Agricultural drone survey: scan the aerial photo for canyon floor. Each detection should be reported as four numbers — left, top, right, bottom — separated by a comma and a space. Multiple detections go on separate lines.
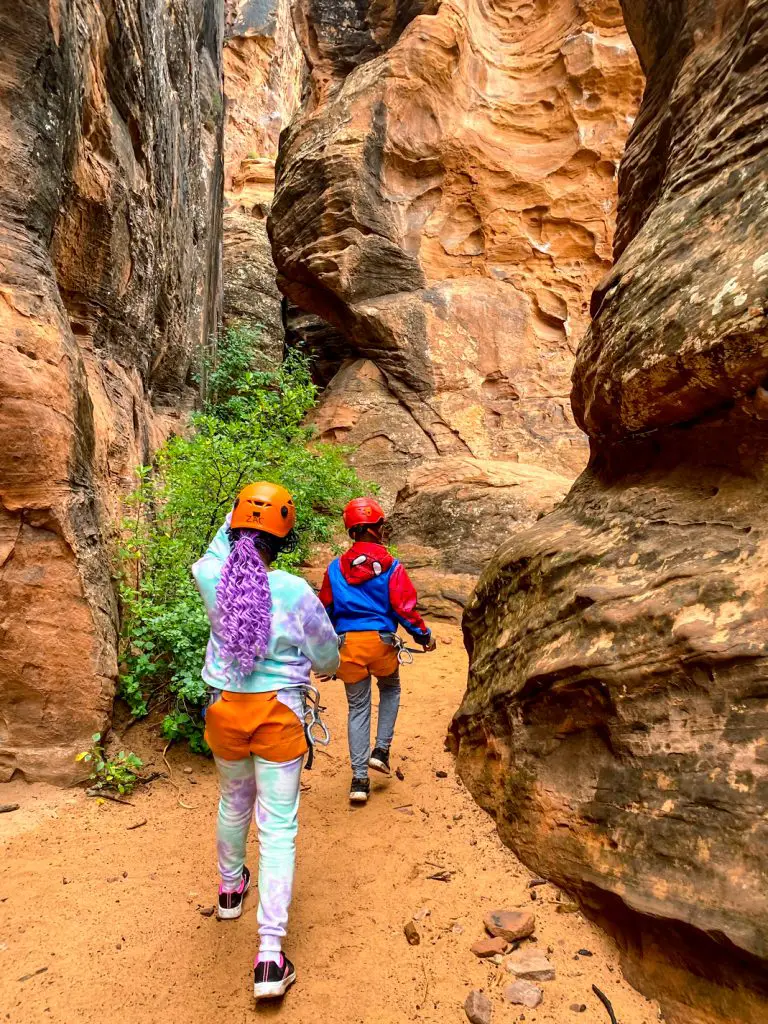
0, 624, 662, 1024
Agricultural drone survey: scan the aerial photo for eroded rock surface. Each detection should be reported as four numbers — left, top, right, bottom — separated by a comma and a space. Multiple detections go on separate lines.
222, 0, 302, 362
271, 0, 643, 613
0, 0, 224, 782
451, 3, 768, 1021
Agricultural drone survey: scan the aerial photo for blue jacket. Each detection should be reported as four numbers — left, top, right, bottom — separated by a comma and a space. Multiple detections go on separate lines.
319, 542, 431, 642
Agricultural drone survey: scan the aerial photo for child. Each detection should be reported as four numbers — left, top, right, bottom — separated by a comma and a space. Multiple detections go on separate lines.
192, 482, 339, 1001
318, 497, 435, 804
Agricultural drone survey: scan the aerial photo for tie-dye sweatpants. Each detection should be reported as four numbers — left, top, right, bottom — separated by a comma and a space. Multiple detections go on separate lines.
214, 753, 303, 955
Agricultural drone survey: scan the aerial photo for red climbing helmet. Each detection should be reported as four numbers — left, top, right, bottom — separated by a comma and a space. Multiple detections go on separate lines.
342, 497, 386, 530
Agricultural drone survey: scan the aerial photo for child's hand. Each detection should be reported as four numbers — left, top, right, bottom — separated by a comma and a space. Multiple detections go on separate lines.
424, 638, 437, 652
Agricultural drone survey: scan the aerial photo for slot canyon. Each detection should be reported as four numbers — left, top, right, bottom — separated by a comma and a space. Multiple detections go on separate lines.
1, 2, 766, 1021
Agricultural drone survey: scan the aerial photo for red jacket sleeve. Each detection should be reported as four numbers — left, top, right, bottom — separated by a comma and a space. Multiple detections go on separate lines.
318, 569, 334, 610
389, 563, 429, 639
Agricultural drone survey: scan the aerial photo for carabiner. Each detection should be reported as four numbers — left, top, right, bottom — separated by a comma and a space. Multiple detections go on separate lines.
301, 684, 331, 770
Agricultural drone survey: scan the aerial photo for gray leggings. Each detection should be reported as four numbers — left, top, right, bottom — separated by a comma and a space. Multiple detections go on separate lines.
344, 672, 401, 777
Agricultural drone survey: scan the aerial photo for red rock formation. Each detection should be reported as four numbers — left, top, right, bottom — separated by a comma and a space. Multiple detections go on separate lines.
270, 0, 643, 614
222, 0, 302, 362
451, 2, 768, 1021
0, 1, 224, 783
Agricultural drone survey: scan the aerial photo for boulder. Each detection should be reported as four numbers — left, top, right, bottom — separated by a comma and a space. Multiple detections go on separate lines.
270, 0, 644, 610
451, 3, 768, 1022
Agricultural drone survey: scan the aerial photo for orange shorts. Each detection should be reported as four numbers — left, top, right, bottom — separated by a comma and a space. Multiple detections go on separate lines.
204, 689, 308, 762
336, 630, 399, 684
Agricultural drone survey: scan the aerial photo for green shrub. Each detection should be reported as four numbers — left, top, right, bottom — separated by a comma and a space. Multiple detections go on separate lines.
76, 733, 144, 795
118, 329, 366, 752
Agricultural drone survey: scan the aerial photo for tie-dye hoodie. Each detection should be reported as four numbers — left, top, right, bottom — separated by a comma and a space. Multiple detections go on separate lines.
192, 521, 340, 692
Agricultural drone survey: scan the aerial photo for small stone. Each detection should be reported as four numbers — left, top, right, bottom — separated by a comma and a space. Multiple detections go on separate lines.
484, 909, 536, 943
413, 907, 431, 921
471, 936, 508, 958
198, 905, 215, 917
577, 948, 593, 957
528, 878, 547, 888
530, 890, 537, 901
182, 767, 193, 775
395, 767, 405, 781
505, 951, 555, 981
453, 813, 463, 821
106, 876, 119, 883
492, 954, 505, 965
556, 903, 579, 915
464, 989, 492, 1024
436, 770, 448, 779
0, 804, 20, 814
442, 637, 453, 645
404, 920, 420, 945
503, 980, 543, 1009
569, 1004, 587, 1013
122, 871, 128, 879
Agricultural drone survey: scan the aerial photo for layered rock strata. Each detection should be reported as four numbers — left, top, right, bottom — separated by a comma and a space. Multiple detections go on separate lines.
270, 0, 643, 613
222, 0, 302, 365
0, 0, 224, 783
451, 2, 768, 1021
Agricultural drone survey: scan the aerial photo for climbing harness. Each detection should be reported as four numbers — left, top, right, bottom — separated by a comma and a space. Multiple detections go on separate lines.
301, 684, 331, 770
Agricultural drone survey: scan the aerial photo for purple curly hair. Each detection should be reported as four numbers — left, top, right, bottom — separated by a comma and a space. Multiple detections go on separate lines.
216, 530, 273, 676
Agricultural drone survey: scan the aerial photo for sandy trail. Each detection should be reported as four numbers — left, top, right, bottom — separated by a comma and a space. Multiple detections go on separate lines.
0, 624, 661, 1024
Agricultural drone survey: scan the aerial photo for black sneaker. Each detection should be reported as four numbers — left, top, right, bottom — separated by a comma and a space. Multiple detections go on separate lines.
253, 954, 296, 1000
217, 865, 251, 920
349, 776, 370, 804
369, 746, 391, 775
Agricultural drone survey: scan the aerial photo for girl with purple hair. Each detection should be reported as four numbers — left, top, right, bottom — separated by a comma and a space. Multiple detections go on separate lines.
192, 482, 339, 1001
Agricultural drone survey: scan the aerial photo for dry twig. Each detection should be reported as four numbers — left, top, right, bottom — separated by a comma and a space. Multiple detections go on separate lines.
162, 743, 194, 809
592, 985, 619, 1024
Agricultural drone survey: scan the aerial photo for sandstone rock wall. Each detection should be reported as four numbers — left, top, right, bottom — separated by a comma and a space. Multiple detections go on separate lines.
0, 0, 224, 783
270, 0, 643, 614
222, 0, 303, 365
450, 2, 768, 1021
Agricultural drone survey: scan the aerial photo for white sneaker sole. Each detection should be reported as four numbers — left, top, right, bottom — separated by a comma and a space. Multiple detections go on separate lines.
368, 757, 390, 775
349, 791, 369, 804
254, 968, 296, 1000
217, 875, 251, 920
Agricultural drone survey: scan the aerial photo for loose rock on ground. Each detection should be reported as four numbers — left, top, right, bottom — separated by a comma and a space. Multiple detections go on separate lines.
464, 989, 492, 1024
484, 909, 535, 943
505, 950, 555, 981
503, 980, 544, 1009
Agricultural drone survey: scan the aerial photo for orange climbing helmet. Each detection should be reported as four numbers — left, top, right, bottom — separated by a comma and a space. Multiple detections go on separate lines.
231, 482, 296, 537
343, 496, 386, 530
